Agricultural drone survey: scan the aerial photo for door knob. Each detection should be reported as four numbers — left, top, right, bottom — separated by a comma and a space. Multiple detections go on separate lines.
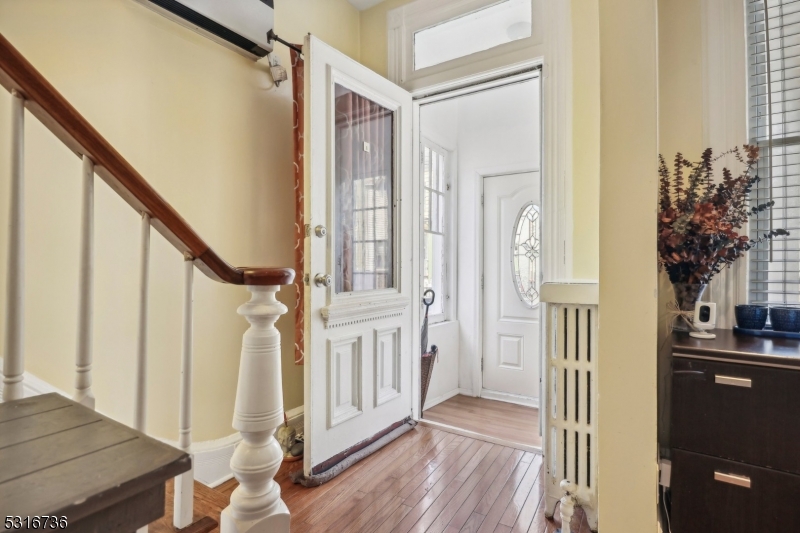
315, 273, 332, 287
315, 225, 327, 238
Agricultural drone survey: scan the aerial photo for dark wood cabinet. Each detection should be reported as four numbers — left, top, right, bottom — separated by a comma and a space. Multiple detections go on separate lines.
672, 449, 800, 532
671, 330, 800, 532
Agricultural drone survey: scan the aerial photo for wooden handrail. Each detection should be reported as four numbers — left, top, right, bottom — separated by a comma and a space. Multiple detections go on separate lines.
0, 34, 293, 286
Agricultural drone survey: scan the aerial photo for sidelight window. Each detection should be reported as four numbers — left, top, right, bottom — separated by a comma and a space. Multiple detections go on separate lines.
422, 139, 451, 320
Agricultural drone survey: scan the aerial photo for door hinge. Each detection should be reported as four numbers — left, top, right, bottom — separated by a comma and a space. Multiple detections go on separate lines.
303, 273, 310, 286
481, 275, 484, 290
481, 358, 484, 371
481, 194, 484, 206
304, 224, 311, 237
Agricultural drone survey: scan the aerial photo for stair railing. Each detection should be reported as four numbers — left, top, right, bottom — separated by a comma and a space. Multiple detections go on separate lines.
0, 33, 293, 533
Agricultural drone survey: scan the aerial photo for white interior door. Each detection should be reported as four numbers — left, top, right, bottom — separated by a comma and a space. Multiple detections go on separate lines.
482, 172, 540, 406
303, 36, 415, 475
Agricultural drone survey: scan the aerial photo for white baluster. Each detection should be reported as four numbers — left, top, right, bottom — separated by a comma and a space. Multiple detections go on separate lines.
134, 213, 150, 431
73, 155, 95, 408
3, 90, 25, 402
221, 285, 289, 533
174, 255, 194, 528
135, 213, 151, 533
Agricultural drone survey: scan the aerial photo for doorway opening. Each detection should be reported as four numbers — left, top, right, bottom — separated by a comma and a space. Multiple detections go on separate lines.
417, 73, 542, 451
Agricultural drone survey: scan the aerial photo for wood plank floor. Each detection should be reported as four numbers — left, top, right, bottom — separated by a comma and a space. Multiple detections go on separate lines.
152, 426, 590, 533
423, 395, 541, 449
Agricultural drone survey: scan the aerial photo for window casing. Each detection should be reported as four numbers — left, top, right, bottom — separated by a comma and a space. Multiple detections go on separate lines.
422, 139, 452, 322
748, 0, 800, 306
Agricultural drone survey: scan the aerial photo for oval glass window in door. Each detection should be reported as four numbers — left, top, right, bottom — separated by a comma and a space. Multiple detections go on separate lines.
511, 203, 540, 307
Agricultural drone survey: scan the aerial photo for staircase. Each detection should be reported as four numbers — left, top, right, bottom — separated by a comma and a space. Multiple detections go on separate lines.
0, 34, 294, 533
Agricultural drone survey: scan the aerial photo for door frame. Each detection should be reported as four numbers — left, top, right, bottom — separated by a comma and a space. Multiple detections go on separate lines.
479, 170, 541, 409
411, 67, 545, 421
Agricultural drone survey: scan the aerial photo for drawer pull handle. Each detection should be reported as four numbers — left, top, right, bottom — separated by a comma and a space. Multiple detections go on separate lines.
714, 471, 751, 489
715, 375, 752, 388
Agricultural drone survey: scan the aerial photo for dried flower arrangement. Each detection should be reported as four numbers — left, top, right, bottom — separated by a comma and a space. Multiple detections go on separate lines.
658, 145, 788, 285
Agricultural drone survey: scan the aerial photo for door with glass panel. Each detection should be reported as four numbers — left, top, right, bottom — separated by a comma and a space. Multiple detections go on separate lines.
482, 172, 540, 405
303, 36, 415, 475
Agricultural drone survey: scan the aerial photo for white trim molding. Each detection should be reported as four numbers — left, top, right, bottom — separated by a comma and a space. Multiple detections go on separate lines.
701, 0, 748, 328
480, 388, 539, 408
541, 280, 599, 306
422, 386, 461, 411
541, 0, 573, 282
321, 295, 410, 329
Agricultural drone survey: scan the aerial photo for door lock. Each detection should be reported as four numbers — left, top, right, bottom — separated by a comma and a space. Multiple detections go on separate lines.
314, 273, 332, 287
315, 225, 327, 238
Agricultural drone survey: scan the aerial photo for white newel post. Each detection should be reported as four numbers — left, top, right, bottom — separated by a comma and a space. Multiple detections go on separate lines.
73, 155, 95, 408
174, 256, 195, 528
3, 90, 25, 402
221, 285, 289, 533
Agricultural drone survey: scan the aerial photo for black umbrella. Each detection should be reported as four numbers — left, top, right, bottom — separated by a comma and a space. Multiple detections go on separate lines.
420, 289, 438, 416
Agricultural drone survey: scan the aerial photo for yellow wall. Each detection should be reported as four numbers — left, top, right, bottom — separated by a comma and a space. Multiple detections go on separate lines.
656, 0, 705, 450
597, 0, 659, 529
571, 0, 601, 279
0, 0, 360, 441
360, 0, 412, 78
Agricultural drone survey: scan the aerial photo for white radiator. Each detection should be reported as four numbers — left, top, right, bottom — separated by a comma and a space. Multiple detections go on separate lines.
541, 282, 599, 532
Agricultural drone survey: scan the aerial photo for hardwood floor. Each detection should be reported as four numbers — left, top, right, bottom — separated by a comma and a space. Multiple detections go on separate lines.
152, 426, 590, 532
423, 395, 541, 449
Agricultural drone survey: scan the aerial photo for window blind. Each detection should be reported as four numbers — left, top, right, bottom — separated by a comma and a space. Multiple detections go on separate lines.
748, 0, 800, 306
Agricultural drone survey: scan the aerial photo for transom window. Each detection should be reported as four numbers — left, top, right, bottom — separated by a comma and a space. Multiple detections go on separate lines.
414, 0, 532, 71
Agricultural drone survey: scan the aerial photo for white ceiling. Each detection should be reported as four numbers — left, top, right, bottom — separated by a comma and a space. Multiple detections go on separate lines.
347, 0, 386, 10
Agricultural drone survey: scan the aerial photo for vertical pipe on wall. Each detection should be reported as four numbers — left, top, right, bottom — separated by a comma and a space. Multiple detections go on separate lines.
134, 213, 151, 432
173, 255, 195, 529
74, 155, 95, 409
3, 90, 25, 402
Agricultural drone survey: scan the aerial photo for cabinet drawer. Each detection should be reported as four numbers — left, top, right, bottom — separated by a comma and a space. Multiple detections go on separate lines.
672, 357, 800, 473
672, 449, 800, 532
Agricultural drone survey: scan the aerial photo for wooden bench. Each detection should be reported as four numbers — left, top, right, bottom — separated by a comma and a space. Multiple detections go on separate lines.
0, 393, 190, 532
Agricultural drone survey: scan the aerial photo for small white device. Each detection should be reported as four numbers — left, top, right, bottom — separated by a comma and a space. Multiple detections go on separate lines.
690, 301, 717, 339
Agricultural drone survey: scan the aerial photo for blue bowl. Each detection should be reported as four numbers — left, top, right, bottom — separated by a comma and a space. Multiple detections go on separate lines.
735, 304, 769, 330
770, 306, 800, 333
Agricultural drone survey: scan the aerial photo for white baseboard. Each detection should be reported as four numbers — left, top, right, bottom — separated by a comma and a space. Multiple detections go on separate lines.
480, 388, 539, 409
285, 404, 304, 432
0, 360, 68, 400
159, 405, 304, 488
189, 432, 242, 487
0, 361, 305, 488
458, 387, 476, 397
422, 387, 460, 411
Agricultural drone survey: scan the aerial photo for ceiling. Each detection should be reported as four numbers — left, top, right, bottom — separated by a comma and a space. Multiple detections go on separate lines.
346, 0, 385, 10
